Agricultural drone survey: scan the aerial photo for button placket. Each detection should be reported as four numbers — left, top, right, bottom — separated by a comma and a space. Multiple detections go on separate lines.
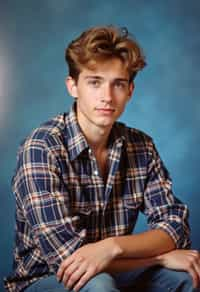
93, 169, 98, 176
91, 159, 99, 177
88, 149, 101, 178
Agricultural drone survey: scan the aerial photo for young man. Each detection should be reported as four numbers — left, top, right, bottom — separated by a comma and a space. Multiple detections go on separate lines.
5, 26, 200, 292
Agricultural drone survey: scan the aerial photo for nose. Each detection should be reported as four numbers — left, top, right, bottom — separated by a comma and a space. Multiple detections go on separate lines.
101, 83, 113, 103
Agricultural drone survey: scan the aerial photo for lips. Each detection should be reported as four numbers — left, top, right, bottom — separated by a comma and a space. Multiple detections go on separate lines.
95, 108, 115, 112
95, 108, 115, 115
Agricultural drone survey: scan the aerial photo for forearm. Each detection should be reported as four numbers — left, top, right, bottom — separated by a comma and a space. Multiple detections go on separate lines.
108, 229, 176, 259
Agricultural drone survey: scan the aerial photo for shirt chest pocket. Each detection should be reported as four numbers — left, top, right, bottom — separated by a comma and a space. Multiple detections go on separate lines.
123, 194, 143, 209
122, 195, 144, 232
72, 204, 94, 231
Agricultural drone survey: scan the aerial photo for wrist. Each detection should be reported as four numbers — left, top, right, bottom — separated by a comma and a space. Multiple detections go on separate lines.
155, 253, 166, 266
105, 237, 123, 259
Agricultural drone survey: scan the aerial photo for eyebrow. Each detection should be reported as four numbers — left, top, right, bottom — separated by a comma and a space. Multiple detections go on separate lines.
84, 76, 129, 83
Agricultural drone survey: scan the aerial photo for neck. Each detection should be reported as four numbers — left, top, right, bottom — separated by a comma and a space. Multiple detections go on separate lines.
77, 115, 112, 154
83, 124, 111, 153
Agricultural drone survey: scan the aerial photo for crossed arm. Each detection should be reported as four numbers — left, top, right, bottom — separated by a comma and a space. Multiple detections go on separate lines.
57, 229, 200, 291
15, 139, 200, 291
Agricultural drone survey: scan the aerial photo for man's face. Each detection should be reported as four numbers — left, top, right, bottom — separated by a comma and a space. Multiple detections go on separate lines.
66, 58, 134, 131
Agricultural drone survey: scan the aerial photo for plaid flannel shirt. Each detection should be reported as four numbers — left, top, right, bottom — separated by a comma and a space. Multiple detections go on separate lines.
5, 103, 190, 291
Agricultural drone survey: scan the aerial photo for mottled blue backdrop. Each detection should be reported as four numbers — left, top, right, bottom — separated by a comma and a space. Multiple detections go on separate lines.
0, 0, 199, 290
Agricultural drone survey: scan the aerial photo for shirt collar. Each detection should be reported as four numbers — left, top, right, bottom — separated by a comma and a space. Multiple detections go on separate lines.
63, 102, 126, 161
63, 103, 89, 161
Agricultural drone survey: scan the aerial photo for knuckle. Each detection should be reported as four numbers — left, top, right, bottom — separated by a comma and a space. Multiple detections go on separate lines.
189, 256, 195, 263
78, 256, 84, 261
64, 270, 71, 279
70, 275, 76, 282
193, 256, 199, 264
186, 261, 193, 270
193, 252, 200, 260
90, 265, 98, 274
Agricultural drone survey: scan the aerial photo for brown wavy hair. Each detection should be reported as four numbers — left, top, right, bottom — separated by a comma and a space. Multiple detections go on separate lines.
65, 25, 146, 82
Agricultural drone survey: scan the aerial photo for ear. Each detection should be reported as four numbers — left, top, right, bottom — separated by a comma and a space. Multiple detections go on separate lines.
127, 81, 134, 101
65, 76, 78, 98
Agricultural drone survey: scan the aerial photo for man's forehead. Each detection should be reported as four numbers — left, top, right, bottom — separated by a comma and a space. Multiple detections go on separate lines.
83, 75, 129, 83
79, 59, 129, 79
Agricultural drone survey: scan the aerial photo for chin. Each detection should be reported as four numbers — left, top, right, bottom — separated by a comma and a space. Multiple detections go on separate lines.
97, 120, 115, 128
91, 115, 117, 128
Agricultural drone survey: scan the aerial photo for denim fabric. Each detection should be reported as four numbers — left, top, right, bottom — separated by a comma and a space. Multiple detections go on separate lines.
25, 273, 119, 292
25, 266, 199, 292
115, 266, 198, 291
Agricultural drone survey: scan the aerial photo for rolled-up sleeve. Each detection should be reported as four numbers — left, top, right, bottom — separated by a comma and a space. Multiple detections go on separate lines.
12, 139, 86, 273
143, 140, 191, 249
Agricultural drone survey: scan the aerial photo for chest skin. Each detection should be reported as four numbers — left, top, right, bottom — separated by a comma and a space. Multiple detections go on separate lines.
95, 150, 109, 185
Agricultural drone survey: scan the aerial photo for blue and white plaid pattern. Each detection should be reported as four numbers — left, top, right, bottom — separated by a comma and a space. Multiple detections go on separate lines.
5, 103, 190, 291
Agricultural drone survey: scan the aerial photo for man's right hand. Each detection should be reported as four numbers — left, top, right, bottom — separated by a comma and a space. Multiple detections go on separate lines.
57, 237, 120, 291
157, 249, 200, 288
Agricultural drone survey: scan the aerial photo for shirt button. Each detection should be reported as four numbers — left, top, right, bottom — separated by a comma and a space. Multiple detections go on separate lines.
94, 170, 98, 176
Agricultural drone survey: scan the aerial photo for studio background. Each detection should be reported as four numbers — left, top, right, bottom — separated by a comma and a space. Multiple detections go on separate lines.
0, 1, 199, 290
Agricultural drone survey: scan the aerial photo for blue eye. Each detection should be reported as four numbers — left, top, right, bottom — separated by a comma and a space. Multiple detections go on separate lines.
114, 82, 126, 89
88, 80, 101, 87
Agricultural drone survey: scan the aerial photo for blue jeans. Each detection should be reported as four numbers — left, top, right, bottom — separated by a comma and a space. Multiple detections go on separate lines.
25, 266, 199, 292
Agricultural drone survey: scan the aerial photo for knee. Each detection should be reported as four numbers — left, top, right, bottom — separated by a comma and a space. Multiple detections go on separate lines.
173, 270, 194, 292
154, 268, 195, 292
85, 273, 119, 292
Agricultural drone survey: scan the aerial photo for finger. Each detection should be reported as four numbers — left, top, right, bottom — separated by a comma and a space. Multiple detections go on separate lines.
73, 267, 96, 292
188, 266, 199, 288
190, 250, 200, 257
193, 265, 200, 288
57, 255, 84, 281
191, 249, 200, 254
192, 258, 200, 287
63, 258, 85, 287
66, 264, 87, 290
191, 251, 200, 274
62, 262, 81, 286
57, 256, 74, 280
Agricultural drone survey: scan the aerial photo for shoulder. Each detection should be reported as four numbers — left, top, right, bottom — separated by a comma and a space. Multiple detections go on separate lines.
18, 113, 67, 154
116, 121, 154, 149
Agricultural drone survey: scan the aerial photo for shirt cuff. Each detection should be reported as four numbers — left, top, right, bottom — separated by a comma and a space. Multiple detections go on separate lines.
151, 221, 191, 249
